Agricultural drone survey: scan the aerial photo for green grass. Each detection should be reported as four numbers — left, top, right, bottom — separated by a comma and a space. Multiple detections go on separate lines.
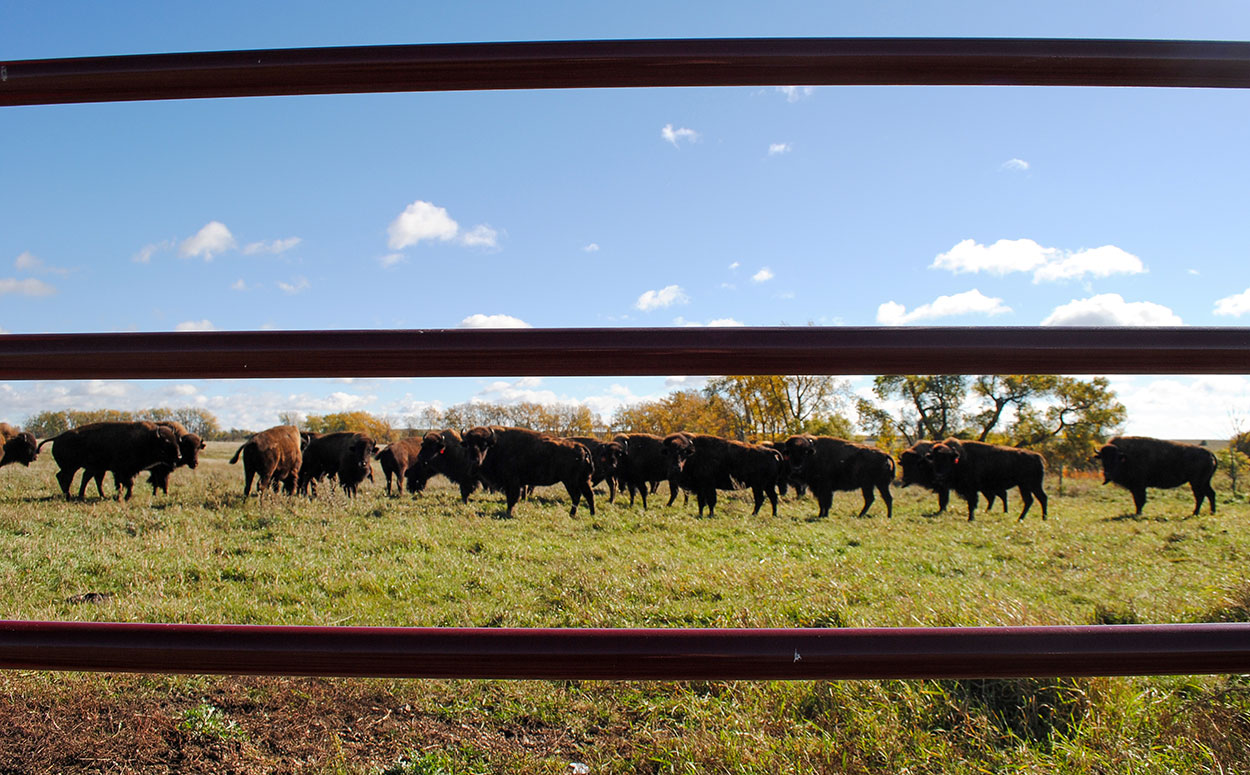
0, 440, 1248, 772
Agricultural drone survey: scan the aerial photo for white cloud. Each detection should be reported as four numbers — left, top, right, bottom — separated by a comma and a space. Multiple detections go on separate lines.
1041, 294, 1182, 326
635, 284, 689, 311
179, 221, 236, 260
776, 86, 813, 102
751, 267, 774, 283
231, 279, 248, 291
459, 224, 499, 249
378, 253, 406, 268
132, 240, 173, 264
583, 243, 600, 253
278, 277, 310, 295
14, 251, 67, 275
728, 262, 740, 270
0, 278, 56, 297
768, 143, 792, 155
1214, 288, 1250, 317
459, 313, 531, 328
932, 238, 1053, 275
932, 238, 1145, 283
1000, 158, 1030, 172
387, 200, 459, 249
877, 289, 1011, 325
243, 237, 301, 255
175, 320, 215, 331
661, 124, 699, 146
673, 317, 745, 327
1031, 245, 1145, 283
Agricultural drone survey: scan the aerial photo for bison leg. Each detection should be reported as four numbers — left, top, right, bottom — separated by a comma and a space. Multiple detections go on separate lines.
936, 488, 949, 513
582, 480, 595, 516
879, 483, 893, 519
666, 481, 680, 508
1191, 480, 1216, 515
607, 477, 616, 505
814, 487, 832, 519
1130, 486, 1147, 515
857, 485, 875, 518
504, 484, 522, 518
56, 468, 78, 501
766, 485, 778, 517
1018, 488, 1035, 520
703, 487, 716, 518
964, 491, 978, 521
750, 486, 765, 516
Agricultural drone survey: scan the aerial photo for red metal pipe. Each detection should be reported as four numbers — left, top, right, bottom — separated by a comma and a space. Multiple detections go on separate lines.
0, 327, 1246, 380
4, 38, 1250, 107
0, 621, 1246, 679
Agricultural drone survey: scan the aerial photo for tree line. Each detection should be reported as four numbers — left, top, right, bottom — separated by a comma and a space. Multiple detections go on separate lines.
17, 374, 1132, 484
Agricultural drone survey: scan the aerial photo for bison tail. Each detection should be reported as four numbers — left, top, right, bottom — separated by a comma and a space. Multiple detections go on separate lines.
228, 443, 247, 465
36, 434, 62, 452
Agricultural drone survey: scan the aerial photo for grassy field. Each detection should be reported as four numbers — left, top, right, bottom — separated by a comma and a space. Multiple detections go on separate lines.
0, 440, 1248, 773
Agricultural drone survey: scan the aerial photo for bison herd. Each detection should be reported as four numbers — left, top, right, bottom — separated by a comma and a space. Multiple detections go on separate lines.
4, 419, 1223, 520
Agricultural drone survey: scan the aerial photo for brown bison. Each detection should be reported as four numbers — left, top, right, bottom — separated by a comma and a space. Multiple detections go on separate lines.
298, 432, 377, 497
0, 422, 38, 469
461, 426, 594, 517
229, 425, 304, 497
662, 432, 782, 518
1094, 435, 1217, 516
375, 437, 424, 496
144, 420, 206, 495
782, 435, 894, 519
38, 421, 181, 501
925, 438, 1047, 521
569, 436, 625, 503
612, 433, 677, 509
897, 440, 1008, 515
411, 429, 481, 502
764, 440, 806, 499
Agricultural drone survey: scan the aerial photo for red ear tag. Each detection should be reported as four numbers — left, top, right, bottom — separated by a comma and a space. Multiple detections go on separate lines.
954, 457, 960, 464
439, 449, 445, 455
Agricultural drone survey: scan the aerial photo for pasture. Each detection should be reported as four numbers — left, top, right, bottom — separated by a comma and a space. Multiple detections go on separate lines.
0, 440, 1247, 773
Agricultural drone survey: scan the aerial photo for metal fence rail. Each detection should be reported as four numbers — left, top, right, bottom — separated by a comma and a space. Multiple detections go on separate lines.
1, 326, 1249, 379
5, 38, 1250, 107
3, 621, 1248, 679
4, 37, 1250, 680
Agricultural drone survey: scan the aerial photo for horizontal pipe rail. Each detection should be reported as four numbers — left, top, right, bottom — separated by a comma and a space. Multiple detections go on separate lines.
0, 327, 1247, 379
1, 621, 1247, 679
5, 38, 1250, 107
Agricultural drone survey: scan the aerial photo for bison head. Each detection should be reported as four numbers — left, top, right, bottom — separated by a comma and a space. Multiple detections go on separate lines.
178, 433, 206, 470
781, 434, 816, 474
416, 430, 449, 465
1093, 443, 1125, 484
1, 431, 38, 467
924, 441, 962, 485
661, 432, 695, 477
153, 426, 182, 466
461, 426, 497, 467
897, 442, 938, 488
595, 441, 625, 476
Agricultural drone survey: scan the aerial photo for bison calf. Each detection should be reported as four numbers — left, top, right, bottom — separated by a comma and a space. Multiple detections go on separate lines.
299, 432, 377, 498
0, 422, 38, 469
1094, 435, 1216, 516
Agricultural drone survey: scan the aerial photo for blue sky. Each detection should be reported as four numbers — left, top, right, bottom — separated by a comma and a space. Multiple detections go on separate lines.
3, 1, 1250, 437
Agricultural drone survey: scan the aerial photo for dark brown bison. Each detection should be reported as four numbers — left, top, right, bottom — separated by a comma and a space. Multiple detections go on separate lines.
229, 425, 304, 497
897, 440, 1008, 515
0, 422, 38, 468
926, 438, 1048, 521
411, 429, 481, 502
143, 420, 206, 495
461, 426, 594, 517
568, 436, 624, 503
782, 435, 894, 519
375, 437, 424, 496
612, 433, 676, 509
38, 421, 181, 501
662, 432, 782, 518
298, 432, 377, 497
1094, 435, 1217, 516
764, 440, 806, 499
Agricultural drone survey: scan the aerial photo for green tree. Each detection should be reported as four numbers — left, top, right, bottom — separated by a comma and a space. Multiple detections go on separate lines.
866, 375, 968, 444
970, 375, 1058, 441
304, 411, 394, 441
